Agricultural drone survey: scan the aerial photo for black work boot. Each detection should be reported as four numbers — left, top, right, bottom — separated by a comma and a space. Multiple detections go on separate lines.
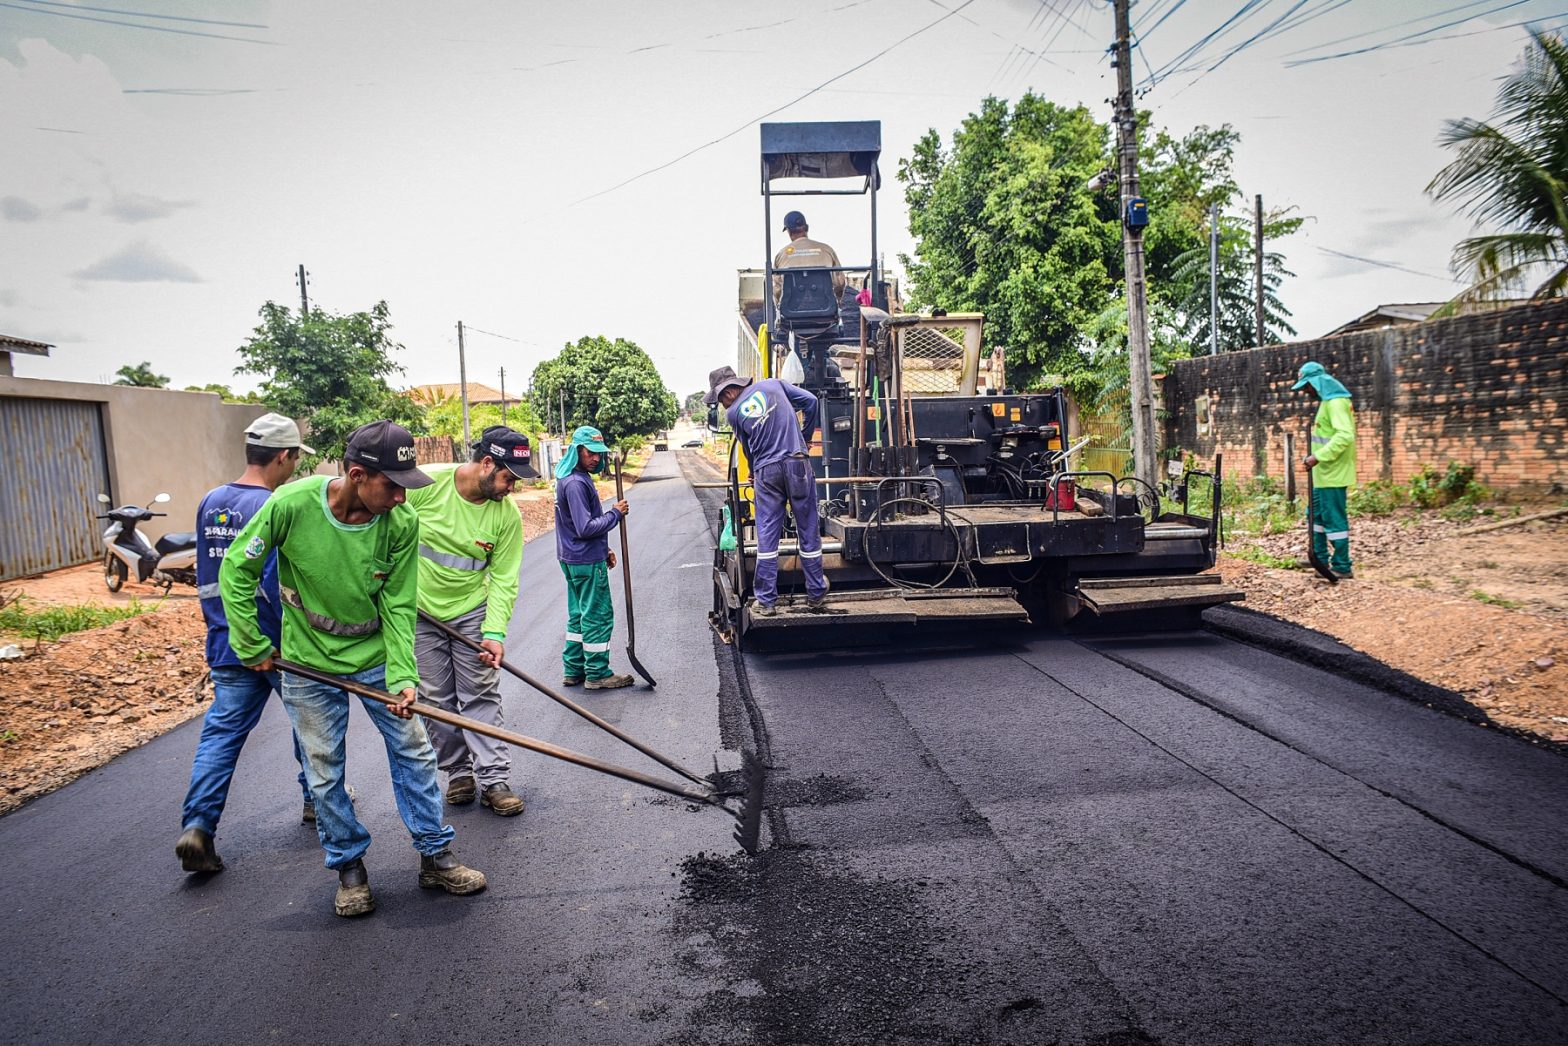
417, 849, 487, 895
334, 859, 374, 918
175, 826, 223, 874
301, 802, 316, 826
481, 782, 525, 817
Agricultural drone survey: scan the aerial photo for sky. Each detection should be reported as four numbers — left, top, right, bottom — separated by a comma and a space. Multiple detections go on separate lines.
1, 0, 1563, 402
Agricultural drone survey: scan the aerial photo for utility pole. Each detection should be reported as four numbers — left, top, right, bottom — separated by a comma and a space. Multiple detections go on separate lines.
559, 388, 567, 437
296, 264, 310, 317
1114, 0, 1157, 487
1209, 204, 1220, 356
1254, 193, 1266, 348
456, 321, 471, 446
499, 366, 507, 426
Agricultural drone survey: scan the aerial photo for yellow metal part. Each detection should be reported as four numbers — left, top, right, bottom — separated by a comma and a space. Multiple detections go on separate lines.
759, 323, 771, 379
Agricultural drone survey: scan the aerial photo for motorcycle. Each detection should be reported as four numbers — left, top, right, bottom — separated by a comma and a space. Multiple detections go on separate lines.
96, 492, 197, 593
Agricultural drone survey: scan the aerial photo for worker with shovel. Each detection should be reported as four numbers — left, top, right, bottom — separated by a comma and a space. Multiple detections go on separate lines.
407, 426, 535, 816
554, 424, 632, 690
1295, 360, 1357, 580
220, 420, 487, 918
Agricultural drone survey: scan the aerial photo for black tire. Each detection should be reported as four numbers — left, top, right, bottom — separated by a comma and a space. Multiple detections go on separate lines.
104, 553, 127, 593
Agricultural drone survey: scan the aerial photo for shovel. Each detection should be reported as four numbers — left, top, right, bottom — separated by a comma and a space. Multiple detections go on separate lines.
613, 456, 657, 688
273, 657, 765, 854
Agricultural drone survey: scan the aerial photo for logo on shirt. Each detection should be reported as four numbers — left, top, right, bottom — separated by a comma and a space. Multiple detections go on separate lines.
243, 535, 266, 559
738, 390, 772, 427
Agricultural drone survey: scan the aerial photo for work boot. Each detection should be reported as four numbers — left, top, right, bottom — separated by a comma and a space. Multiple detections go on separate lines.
1294, 555, 1312, 568
753, 603, 778, 618
481, 782, 525, 817
806, 577, 831, 610
302, 801, 316, 826
334, 859, 374, 918
1332, 569, 1354, 580
418, 849, 487, 895
562, 675, 584, 687
585, 673, 634, 690
175, 826, 223, 874
446, 775, 477, 806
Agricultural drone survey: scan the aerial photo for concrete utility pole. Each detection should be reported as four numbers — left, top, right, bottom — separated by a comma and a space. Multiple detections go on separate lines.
296, 264, 309, 317
499, 366, 508, 426
1254, 193, 1266, 348
1114, 0, 1157, 487
456, 321, 471, 446
1209, 204, 1220, 356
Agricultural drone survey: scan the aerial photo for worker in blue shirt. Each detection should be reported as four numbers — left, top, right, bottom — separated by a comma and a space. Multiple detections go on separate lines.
705, 366, 829, 614
553, 425, 632, 689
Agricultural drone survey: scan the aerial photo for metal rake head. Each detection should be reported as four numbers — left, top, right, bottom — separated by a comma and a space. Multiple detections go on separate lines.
730, 749, 766, 855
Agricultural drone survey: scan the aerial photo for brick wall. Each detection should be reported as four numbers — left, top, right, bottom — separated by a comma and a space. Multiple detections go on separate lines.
1162, 299, 1568, 491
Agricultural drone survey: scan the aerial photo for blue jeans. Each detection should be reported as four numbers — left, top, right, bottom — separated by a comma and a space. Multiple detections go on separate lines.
280, 664, 455, 870
181, 665, 311, 835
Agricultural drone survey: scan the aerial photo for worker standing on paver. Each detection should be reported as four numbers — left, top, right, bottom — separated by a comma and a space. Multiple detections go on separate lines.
176, 413, 315, 874
407, 426, 535, 816
705, 365, 829, 615
1295, 360, 1357, 580
221, 419, 487, 918
554, 424, 632, 690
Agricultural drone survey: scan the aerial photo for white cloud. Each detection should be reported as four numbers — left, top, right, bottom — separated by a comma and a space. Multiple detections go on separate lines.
1, 196, 43, 221
75, 240, 201, 283
104, 192, 196, 223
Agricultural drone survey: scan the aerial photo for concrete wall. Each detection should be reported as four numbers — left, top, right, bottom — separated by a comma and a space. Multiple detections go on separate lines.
1162, 299, 1568, 491
0, 376, 290, 547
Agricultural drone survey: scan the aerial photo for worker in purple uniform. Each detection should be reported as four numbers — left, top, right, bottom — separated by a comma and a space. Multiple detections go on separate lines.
704, 366, 829, 615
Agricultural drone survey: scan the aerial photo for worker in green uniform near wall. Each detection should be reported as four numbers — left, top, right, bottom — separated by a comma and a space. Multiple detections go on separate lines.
553, 425, 631, 690
408, 426, 535, 816
1294, 361, 1356, 580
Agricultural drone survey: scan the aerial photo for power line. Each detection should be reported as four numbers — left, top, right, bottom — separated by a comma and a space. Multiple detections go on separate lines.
0, 0, 271, 42
463, 325, 546, 347
1285, 0, 1536, 66
1316, 247, 1464, 284
12, 0, 266, 27
1282, 0, 1502, 56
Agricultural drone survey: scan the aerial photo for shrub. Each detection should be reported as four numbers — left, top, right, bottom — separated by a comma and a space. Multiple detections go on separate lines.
0, 596, 150, 641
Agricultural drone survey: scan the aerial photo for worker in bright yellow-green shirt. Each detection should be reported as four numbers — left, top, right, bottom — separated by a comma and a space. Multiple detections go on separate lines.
1294, 361, 1357, 579
407, 426, 535, 817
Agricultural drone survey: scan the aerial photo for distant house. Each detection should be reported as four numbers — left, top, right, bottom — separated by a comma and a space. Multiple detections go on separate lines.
1324, 300, 1531, 338
0, 334, 52, 377
406, 382, 520, 408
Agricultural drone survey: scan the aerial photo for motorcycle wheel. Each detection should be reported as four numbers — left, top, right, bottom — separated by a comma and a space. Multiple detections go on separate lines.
105, 553, 127, 593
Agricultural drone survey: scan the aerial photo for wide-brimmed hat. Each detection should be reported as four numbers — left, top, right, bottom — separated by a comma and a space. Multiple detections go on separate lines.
703, 366, 753, 405
1291, 361, 1327, 390
554, 425, 613, 480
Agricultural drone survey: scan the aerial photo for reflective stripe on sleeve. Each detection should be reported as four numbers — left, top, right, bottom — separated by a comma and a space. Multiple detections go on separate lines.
197, 582, 222, 600
278, 585, 381, 637
419, 544, 488, 571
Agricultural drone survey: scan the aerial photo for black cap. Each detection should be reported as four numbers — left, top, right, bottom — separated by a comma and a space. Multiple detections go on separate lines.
477, 425, 540, 479
344, 420, 433, 489
781, 210, 807, 232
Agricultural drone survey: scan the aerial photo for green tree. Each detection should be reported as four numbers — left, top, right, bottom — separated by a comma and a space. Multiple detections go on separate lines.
528, 335, 678, 449
234, 300, 423, 467
682, 390, 707, 416
184, 382, 265, 403
1065, 298, 1193, 468
1428, 29, 1568, 303
1166, 206, 1302, 352
422, 394, 545, 449
113, 361, 169, 387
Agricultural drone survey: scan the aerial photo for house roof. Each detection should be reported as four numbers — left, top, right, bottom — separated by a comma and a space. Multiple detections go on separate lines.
406, 382, 516, 405
1324, 300, 1532, 338
0, 334, 53, 356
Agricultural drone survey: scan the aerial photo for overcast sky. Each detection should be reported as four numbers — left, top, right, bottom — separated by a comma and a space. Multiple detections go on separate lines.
2, 0, 1562, 401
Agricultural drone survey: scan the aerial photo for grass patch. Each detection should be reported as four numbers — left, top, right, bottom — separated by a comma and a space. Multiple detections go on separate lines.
1470, 590, 1523, 610
1227, 546, 1298, 569
0, 595, 151, 641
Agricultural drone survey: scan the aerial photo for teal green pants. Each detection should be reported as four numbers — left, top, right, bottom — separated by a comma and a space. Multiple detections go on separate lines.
561, 561, 614, 680
1310, 485, 1353, 574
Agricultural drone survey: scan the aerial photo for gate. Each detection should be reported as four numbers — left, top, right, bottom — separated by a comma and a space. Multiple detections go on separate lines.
0, 397, 112, 581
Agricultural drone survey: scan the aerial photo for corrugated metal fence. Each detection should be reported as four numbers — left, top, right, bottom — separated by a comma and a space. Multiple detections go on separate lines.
0, 397, 112, 581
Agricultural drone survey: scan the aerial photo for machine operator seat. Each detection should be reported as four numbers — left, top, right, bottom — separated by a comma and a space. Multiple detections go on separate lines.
774, 267, 841, 341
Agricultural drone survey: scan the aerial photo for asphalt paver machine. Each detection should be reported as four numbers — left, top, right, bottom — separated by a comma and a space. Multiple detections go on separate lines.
709, 120, 1242, 647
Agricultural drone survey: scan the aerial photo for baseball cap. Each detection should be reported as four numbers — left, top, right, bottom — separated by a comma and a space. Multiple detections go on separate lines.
570, 425, 611, 454
781, 210, 807, 231
478, 425, 540, 479
245, 412, 315, 455
344, 420, 433, 488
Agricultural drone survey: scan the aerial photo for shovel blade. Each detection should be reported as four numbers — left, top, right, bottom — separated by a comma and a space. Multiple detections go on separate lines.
627, 646, 657, 688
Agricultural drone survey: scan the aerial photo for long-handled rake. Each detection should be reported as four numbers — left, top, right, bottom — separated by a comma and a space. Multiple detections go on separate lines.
613, 457, 657, 688
273, 657, 765, 853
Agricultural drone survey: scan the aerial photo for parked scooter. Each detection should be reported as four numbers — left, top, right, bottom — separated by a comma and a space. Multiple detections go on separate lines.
96, 492, 197, 592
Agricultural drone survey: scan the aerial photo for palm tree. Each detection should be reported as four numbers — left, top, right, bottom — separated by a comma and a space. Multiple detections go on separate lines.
1428, 29, 1568, 304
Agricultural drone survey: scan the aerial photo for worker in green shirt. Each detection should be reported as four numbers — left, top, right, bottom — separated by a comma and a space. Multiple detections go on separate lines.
408, 426, 535, 816
1294, 360, 1357, 580
220, 420, 487, 918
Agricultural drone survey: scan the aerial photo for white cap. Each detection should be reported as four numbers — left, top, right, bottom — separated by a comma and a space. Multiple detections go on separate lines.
245, 412, 315, 454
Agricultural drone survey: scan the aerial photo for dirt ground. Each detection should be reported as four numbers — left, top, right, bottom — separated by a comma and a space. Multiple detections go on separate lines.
1220, 509, 1568, 742
0, 456, 649, 814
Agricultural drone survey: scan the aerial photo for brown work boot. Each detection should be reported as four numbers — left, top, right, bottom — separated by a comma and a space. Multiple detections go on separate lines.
334, 859, 374, 917
481, 782, 525, 817
562, 675, 585, 687
445, 775, 477, 805
585, 673, 634, 690
175, 827, 223, 874
301, 801, 316, 826
753, 603, 778, 617
418, 849, 487, 895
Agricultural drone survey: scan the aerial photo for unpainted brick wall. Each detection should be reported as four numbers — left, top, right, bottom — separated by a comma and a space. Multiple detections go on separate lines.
1162, 299, 1568, 491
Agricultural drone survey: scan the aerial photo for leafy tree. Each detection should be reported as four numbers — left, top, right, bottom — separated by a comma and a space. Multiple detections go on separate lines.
184, 382, 265, 403
1064, 299, 1193, 467
422, 394, 545, 449
113, 361, 169, 387
682, 390, 707, 416
528, 335, 678, 450
234, 300, 424, 467
1428, 29, 1568, 303
1166, 205, 1302, 352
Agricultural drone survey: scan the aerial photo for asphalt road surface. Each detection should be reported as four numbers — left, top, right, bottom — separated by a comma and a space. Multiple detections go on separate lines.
4, 450, 1565, 1045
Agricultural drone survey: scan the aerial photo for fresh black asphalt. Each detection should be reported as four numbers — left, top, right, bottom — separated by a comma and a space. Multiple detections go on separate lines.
3, 450, 1565, 1045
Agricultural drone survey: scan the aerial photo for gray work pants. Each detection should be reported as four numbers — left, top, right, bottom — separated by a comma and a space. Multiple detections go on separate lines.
415, 605, 511, 787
